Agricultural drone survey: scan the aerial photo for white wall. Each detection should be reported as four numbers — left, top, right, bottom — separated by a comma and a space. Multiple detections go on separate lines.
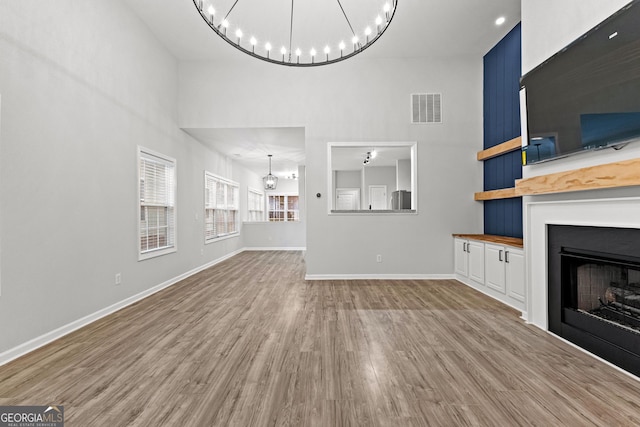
521, 0, 636, 179
335, 170, 362, 189
0, 1, 258, 357
397, 159, 411, 191
180, 56, 484, 276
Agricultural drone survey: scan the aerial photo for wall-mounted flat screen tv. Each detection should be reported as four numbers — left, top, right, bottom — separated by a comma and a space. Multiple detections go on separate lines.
520, 0, 640, 165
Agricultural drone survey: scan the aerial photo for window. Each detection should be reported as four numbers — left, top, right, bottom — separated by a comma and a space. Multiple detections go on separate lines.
247, 188, 265, 221
138, 148, 176, 260
268, 195, 299, 222
205, 172, 239, 241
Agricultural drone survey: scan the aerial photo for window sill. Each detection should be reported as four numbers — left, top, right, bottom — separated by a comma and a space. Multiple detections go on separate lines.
139, 246, 177, 261
205, 232, 240, 244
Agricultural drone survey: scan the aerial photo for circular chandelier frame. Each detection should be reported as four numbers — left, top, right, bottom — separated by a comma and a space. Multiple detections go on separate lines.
193, 0, 398, 67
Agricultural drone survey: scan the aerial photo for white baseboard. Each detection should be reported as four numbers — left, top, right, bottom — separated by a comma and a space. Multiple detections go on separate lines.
454, 274, 526, 315
0, 248, 244, 367
304, 274, 455, 281
244, 247, 306, 251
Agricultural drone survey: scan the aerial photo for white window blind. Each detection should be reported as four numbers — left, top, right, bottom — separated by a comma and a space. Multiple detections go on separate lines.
247, 188, 265, 221
268, 195, 299, 222
139, 148, 176, 259
205, 172, 239, 242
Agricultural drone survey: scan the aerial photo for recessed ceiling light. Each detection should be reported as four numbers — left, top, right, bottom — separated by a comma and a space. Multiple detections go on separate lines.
495, 16, 506, 26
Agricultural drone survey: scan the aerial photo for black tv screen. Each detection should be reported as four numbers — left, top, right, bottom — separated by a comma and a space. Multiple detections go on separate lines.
520, 0, 640, 165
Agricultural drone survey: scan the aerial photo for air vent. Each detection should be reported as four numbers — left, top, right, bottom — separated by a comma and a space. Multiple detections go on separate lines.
411, 93, 442, 124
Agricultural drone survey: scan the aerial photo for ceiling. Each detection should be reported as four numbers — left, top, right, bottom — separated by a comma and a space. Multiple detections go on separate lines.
331, 146, 411, 171
183, 127, 305, 177
124, 0, 521, 176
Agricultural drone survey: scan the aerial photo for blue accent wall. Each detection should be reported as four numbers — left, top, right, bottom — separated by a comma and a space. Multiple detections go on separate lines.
483, 24, 523, 238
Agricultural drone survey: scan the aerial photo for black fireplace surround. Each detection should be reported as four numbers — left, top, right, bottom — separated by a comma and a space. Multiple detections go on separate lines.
548, 225, 640, 377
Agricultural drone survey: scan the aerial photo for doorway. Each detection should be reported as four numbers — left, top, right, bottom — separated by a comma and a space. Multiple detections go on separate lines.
335, 188, 360, 210
368, 185, 387, 210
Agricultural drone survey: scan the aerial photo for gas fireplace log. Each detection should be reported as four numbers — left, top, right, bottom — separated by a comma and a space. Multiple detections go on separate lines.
604, 286, 640, 310
608, 301, 640, 317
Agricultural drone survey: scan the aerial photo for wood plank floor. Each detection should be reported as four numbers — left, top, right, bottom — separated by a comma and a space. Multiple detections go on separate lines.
1, 251, 639, 426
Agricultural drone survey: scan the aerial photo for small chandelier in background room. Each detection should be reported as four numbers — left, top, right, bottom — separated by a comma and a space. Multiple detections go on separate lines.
263, 154, 278, 190
193, 0, 398, 67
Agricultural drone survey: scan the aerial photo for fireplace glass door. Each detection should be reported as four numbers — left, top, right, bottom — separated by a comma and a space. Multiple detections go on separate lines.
562, 251, 640, 334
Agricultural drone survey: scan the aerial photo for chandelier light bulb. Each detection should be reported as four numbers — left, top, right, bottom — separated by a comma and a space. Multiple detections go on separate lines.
280, 46, 287, 61
376, 15, 383, 32
235, 28, 243, 44
384, 2, 391, 21
221, 19, 229, 28
352, 35, 359, 49
339, 41, 346, 50
370, 150, 378, 159
310, 48, 317, 63
207, 5, 215, 15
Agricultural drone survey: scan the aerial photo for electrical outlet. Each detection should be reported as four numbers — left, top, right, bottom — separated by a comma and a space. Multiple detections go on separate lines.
115, 273, 122, 285
376, 254, 382, 263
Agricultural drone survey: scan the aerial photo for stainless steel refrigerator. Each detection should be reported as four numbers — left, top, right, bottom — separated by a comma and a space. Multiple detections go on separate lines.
391, 190, 411, 210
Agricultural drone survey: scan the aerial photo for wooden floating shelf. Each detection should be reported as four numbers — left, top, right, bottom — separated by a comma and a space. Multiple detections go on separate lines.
453, 234, 523, 248
477, 136, 522, 161
516, 157, 640, 196
474, 187, 518, 201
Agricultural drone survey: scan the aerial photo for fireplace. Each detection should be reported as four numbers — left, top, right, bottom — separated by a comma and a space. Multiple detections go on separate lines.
548, 225, 640, 377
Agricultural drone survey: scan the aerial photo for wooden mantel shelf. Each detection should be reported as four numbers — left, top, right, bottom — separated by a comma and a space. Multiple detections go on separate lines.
477, 136, 522, 161
515, 157, 640, 196
474, 187, 518, 201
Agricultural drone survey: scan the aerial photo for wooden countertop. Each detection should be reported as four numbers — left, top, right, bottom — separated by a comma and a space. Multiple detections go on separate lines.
452, 234, 524, 248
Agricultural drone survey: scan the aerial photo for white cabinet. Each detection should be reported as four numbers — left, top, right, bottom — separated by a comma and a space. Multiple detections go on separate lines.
454, 237, 525, 313
485, 243, 525, 303
468, 241, 485, 284
485, 243, 507, 293
454, 238, 468, 276
454, 238, 484, 285
505, 248, 525, 302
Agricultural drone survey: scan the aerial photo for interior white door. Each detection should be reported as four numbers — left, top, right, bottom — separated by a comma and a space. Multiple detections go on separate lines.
335, 188, 360, 210
369, 185, 387, 210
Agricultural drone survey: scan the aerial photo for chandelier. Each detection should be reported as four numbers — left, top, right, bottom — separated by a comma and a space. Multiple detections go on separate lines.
193, 0, 398, 67
263, 155, 278, 190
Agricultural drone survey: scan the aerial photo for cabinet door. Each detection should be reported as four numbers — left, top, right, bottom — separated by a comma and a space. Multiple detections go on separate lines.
506, 248, 525, 302
467, 241, 485, 284
454, 239, 468, 277
485, 243, 506, 293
